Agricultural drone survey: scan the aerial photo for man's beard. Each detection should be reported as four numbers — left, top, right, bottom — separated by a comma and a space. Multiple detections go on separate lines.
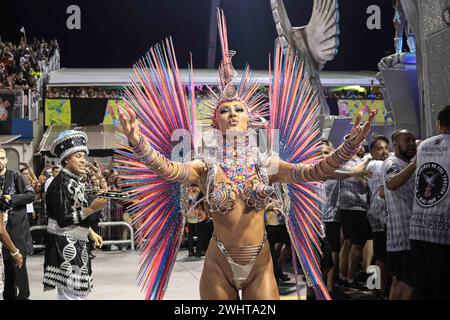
398, 147, 415, 160
374, 153, 388, 161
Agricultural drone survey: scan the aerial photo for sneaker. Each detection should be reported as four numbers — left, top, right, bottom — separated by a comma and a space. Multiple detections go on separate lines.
374, 290, 388, 300
336, 277, 350, 287
330, 290, 350, 300
355, 271, 371, 283
110, 244, 119, 251
279, 273, 291, 282
348, 280, 369, 291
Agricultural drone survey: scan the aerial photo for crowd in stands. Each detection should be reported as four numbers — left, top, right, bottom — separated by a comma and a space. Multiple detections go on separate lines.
45, 84, 270, 101
46, 85, 225, 100
46, 87, 123, 99
45, 85, 381, 102
324, 87, 384, 100
0, 37, 58, 92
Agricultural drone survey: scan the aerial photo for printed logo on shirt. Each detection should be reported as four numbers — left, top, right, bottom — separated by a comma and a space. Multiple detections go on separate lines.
416, 162, 449, 207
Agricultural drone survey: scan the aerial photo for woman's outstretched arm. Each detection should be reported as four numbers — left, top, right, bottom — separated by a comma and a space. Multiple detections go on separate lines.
118, 107, 204, 184
271, 111, 376, 184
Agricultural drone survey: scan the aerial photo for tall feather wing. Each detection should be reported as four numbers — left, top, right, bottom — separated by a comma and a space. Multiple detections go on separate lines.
115, 38, 195, 300
303, 0, 340, 70
269, 39, 330, 300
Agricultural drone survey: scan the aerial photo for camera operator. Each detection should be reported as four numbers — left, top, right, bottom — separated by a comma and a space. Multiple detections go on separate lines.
0, 148, 35, 300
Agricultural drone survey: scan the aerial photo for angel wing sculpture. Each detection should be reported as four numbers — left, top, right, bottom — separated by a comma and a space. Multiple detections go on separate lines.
271, 0, 340, 115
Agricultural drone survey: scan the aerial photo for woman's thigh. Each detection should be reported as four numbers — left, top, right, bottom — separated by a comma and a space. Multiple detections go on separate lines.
242, 245, 280, 300
200, 258, 239, 300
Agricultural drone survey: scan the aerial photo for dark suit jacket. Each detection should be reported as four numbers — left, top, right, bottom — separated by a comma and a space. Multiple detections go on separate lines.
2, 168, 36, 259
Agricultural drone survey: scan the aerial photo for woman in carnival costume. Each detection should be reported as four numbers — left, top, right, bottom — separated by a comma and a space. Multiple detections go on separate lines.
116, 9, 375, 300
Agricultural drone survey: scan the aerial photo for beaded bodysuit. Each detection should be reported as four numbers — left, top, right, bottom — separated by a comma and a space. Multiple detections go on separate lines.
205, 137, 274, 215
201, 138, 274, 290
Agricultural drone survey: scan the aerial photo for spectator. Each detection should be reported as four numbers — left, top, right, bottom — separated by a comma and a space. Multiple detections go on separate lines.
322, 140, 373, 296
410, 105, 450, 299
366, 135, 390, 298
338, 144, 371, 290
45, 161, 56, 177
0, 208, 24, 298
19, 168, 36, 228
0, 148, 35, 300
38, 174, 47, 186
265, 204, 291, 285
185, 185, 209, 258
382, 129, 417, 300
44, 166, 60, 193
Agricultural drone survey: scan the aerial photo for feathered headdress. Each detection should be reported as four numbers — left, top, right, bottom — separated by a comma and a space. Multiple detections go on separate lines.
200, 9, 269, 128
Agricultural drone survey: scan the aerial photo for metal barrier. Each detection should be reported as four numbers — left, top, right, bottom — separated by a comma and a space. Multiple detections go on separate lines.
99, 221, 135, 251
29, 221, 135, 251
30, 225, 47, 250
0, 89, 25, 118
28, 86, 41, 121
14, 89, 25, 118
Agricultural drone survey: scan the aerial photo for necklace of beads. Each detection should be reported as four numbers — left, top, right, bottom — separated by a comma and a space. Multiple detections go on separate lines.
220, 136, 255, 190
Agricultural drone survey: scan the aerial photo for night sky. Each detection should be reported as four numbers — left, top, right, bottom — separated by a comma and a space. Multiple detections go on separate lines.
1, 0, 396, 71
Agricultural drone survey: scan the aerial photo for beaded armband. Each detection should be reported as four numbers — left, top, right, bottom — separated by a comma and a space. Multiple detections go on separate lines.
291, 134, 360, 183
132, 135, 191, 183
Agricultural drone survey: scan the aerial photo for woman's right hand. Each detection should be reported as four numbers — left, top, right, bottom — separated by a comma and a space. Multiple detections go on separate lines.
117, 107, 141, 147
348, 110, 377, 146
13, 253, 23, 269
350, 158, 373, 182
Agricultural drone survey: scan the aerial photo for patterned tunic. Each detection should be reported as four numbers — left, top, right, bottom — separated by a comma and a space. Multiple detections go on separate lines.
43, 168, 93, 297
338, 158, 369, 211
367, 160, 388, 232
322, 179, 340, 223
382, 156, 415, 252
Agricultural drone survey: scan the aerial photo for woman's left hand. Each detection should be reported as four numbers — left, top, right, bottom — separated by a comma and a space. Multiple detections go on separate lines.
349, 110, 377, 145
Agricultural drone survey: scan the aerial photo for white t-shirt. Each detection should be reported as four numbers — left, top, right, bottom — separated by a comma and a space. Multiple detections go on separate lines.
382, 156, 415, 252
26, 202, 34, 214
44, 176, 54, 192
322, 179, 340, 223
367, 159, 388, 232
338, 158, 368, 211
410, 134, 450, 245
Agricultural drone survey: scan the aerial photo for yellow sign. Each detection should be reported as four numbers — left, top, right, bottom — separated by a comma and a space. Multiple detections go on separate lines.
103, 99, 125, 124
45, 99, 71, 126
338, 99, 393, 124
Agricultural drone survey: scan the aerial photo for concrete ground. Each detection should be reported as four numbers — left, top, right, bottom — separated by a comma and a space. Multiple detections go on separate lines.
27, 248, 307, 300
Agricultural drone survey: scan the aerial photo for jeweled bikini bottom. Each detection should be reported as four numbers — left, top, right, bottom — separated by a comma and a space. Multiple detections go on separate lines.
212, 232, 267, 291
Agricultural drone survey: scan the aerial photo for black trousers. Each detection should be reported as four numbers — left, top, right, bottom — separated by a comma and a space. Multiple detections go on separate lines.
2, 257, 30, 300
187, 220, 212, 254
411, 240, 450, 300
266, 225, 291, 281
